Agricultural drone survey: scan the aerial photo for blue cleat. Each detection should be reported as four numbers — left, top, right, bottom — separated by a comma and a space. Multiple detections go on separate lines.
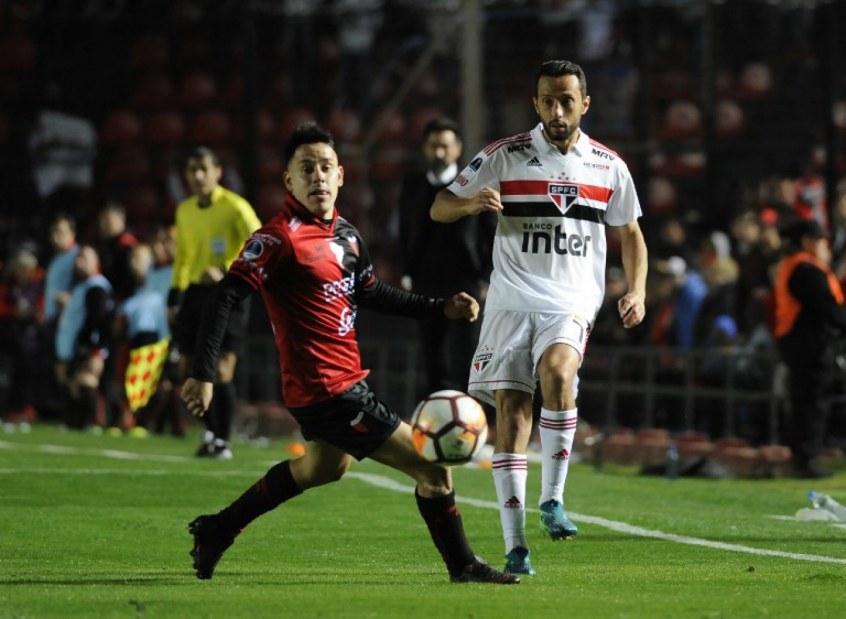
539, 499, 578, 540
504, 546, 536, 576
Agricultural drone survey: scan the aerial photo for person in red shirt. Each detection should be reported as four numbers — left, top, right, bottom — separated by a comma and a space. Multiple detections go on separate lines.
180, 121, 518, 585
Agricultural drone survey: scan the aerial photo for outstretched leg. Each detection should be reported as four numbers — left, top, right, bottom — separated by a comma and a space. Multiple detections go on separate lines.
370, 421, 519, 584
189, 440, 350, 579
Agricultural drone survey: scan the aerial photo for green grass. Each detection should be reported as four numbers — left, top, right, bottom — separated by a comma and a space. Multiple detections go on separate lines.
1, 424, 845, 618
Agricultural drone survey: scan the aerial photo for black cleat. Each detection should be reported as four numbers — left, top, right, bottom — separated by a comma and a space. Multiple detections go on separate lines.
451, 557, 521, 584
188, 515, 236, 579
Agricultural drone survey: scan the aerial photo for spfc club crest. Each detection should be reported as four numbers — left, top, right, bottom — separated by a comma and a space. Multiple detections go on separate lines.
473, 352, 493, 373
548, 183, 579, 214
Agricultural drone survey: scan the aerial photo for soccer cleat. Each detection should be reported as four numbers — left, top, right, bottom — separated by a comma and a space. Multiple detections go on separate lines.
504, 546, 536, 576
451, 557, 520, 584
195, 431, 215, 458
209, 439, 233, 460
539, 499, 578, 540
188, 515, 236, 579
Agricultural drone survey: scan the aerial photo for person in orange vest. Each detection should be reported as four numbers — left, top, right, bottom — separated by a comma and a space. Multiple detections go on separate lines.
773, 218, 846, 478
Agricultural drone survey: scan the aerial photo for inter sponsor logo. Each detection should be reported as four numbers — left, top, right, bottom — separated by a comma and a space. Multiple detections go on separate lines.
521, 225, 591, 256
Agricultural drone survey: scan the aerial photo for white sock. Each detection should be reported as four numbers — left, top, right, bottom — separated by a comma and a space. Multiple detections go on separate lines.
491, 453, 528, 554
539, 407, 578, 506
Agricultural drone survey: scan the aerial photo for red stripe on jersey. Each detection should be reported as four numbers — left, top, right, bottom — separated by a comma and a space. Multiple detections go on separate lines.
501, 179, 614, 204
588, 138, 619, 158
483, 132, 532, 155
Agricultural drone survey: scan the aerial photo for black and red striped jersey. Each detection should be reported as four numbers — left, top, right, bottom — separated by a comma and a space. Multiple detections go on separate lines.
229, 194, 373, 407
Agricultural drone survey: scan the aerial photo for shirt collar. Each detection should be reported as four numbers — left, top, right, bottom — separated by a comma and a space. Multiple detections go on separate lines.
531, 122, 589, 157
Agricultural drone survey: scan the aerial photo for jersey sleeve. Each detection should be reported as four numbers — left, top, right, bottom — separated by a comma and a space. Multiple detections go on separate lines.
446, 148, 501, 198
604, 162, 642, 226
228, 227, 292, 289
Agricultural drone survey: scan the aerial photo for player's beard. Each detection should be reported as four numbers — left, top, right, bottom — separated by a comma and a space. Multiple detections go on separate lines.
543, 119, 578, 145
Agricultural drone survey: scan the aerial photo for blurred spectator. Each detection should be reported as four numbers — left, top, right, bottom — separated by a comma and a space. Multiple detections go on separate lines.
0, 247, 44, 422
729, 211, 778, 333
773, 219, 845, 478
55, 245, 114, 430
115, 244, 170, 434
43, 213, 79, 324
829, 180, 846, 277
96, 201, 139, 301
331, 0, 384, 115
396, 117, 494, 399
95, 201, 138, 431
659, 255, 708, 350
145, 225, 184, 437
693, 256, 739, 348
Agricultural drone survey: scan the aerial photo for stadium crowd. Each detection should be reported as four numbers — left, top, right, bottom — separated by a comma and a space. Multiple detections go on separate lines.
1, 1, 845, 458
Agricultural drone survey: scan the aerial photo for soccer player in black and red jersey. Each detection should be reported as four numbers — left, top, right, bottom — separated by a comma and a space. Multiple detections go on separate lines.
181, 121, 518, 585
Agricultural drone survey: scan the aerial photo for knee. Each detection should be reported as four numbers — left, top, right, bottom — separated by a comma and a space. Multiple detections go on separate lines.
297, 459, 350, 489
415, 463, 451, 495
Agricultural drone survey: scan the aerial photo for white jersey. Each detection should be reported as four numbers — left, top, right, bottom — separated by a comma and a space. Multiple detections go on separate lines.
448, 123, 641, 321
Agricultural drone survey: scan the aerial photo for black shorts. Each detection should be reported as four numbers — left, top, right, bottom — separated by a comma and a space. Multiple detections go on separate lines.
174, 283, 250, 357
289, 381, 401, 461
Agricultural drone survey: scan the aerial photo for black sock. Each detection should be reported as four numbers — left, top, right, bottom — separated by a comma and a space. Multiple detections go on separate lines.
415, 489, 475, 577
212, 382, 236, 442
77, 386, 99, 428
218, 460, 302, 533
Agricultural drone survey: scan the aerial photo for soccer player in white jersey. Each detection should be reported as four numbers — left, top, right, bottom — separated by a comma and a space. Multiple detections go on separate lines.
431, 59, 648, 575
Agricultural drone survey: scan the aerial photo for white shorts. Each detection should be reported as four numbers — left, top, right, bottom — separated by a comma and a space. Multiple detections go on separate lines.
468, 310, 588, 406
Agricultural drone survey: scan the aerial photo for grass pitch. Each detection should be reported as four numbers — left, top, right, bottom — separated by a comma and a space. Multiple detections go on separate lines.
1, 424, 845, 618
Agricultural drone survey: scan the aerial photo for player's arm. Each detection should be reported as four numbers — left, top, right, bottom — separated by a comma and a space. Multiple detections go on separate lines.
356, 279, 479, 322
181, 274, 254, 417
616, 221, 648, 329
430, 188, 503, 223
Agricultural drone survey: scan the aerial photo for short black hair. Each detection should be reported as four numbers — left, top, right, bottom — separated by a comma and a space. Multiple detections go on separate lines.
422, 117, 462, 141
284, 121, 335, 165
535, 59, 588, 98
187, 146, 220, 166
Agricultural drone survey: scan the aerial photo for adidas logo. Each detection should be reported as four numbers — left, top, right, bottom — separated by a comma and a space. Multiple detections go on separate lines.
527, 157, 542, 167
551, 448, 570, 461
504, 496, 523, 509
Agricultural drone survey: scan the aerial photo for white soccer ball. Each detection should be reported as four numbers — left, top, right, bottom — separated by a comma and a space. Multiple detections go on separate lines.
410, 390, 489, 464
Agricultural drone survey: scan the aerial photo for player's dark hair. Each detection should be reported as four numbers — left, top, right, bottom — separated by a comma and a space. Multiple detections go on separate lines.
423, 117, 462, 141
535, 60, 588, 98
187, 146, 220, 166
284, 121, 335, 165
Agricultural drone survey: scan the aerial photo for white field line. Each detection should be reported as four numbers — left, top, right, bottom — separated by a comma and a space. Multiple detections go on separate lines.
2, 440, 845, 565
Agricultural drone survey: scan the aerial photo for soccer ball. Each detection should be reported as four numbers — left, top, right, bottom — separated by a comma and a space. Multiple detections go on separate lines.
411, 390, 488, 464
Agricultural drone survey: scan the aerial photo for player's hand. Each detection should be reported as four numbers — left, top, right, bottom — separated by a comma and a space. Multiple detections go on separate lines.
618, 292, 645, 329
200, 266, 225, 284
181, 377, 213, 417
444, 292, 479, 322
469, 187, 503, 215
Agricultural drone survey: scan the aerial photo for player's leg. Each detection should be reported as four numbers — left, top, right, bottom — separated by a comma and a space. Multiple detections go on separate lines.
189, 439, 350, 579
467, 309, 536, 575
208, 351, 237, 458
493, 388, 535, 574
536, 335, 582, 540
369, 422, 518, 584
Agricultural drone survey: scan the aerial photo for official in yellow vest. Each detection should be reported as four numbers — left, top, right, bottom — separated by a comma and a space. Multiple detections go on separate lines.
169, 146, 261, 459
773, 218, 846, 478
